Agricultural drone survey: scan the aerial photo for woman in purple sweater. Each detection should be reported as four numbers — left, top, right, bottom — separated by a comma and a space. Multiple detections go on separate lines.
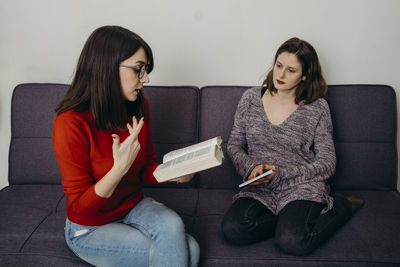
222, 37, 363, 255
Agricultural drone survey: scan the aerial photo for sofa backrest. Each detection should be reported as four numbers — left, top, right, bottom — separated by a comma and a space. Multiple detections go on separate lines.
9, 83, 397, 191
143, 86, 199, 162
142, 86, 200, 187
327, 85, 397, 190
9, 83, 68, 184
198, 85, 397, 191
198, 86, 251, 189
9, 84, 200, 186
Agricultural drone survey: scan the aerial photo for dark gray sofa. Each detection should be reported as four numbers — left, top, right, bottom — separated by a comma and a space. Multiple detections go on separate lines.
1, 83, 399, 266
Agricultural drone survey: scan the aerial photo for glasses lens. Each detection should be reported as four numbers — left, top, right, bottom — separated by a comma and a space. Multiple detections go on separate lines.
139, 65, 148, 79
140, 66, 145, 78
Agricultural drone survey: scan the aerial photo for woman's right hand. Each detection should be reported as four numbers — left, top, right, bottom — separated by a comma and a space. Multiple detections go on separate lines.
247, 164, 277, 186
112, 117, 144, 175
95, 116, 144, 198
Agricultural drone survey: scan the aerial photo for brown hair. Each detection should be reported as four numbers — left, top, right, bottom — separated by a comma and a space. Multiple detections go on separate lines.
262, 37, 327, 104
55, 25, 153, 131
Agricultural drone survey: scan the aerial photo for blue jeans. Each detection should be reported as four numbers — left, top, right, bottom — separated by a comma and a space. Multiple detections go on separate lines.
65, 197, 200, 267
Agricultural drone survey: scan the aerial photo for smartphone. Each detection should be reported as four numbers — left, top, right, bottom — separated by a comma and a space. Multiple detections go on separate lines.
238, 169, 273, 188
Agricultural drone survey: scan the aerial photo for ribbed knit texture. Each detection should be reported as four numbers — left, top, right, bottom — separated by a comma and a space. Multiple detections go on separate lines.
53, 98, 159, 226
228, 87, 335, 214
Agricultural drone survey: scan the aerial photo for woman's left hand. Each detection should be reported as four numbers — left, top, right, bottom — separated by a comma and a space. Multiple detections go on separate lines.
247, 164, 277, 186
169, 173, 196, 183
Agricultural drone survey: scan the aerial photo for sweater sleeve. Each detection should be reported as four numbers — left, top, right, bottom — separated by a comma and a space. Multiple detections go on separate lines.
140, 98, 160, 184
268, 102, 336, 190
53, 113, 109, 216
227, 90, 259, 180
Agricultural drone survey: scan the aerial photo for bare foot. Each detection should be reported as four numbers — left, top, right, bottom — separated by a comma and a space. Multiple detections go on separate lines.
346, 196, 364, 213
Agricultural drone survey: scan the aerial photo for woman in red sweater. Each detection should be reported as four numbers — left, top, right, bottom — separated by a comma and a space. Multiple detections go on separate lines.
53, 25, 199, 267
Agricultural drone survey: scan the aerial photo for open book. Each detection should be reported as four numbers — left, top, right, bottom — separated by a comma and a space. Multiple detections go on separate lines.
153, 136, 224, 183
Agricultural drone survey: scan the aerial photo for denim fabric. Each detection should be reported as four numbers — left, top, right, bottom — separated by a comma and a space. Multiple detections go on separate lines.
221, 197, 277, 245
65, 197, 200, 267
222, 195, 352, 255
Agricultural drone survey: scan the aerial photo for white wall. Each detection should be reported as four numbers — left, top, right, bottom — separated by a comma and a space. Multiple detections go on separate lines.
1, 0, 399, 190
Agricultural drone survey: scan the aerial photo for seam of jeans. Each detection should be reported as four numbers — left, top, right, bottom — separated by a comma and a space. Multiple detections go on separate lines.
70, 240, 150, 253
67, 221, 151, 253
304, 202, 315, 231
125, 219, 155, 239
66, 242, 82, 259
311, 207, 338, 236
149, 240, 154, 267
303, 201, 327, 250
306, 202, 337, 250
68, 231, 150, 254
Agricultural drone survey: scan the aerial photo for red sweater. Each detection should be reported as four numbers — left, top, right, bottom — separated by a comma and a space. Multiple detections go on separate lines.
53, 99, 159, 226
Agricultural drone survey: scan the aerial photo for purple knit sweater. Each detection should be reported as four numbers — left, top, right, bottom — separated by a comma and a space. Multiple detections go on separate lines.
228, 87, 335, 214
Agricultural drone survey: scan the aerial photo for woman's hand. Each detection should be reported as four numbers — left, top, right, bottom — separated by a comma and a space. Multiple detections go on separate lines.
169, 173, 196, 183
247, 164, 277, 186
95, 117, 144, 198
112, 117, 144, 175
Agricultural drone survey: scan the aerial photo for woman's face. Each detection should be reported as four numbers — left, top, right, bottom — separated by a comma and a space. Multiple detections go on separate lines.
272, 51, 305, 93
119, 47, 150, 102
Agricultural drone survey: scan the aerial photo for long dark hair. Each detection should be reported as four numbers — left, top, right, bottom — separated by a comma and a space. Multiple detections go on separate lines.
262, 37, 327, 104
55, 25, 154, 131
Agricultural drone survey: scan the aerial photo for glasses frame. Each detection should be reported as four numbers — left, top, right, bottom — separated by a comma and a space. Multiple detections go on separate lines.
119, 64, 149, 79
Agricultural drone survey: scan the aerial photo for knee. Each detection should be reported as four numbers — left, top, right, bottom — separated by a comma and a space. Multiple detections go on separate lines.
221, 216, 249, 245
275, 228, 311, 256
221, 216, 236, 244
159, 209, 185, 234
186, 234, 200, 266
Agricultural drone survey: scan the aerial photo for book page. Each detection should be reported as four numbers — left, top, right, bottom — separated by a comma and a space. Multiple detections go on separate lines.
158, 146, 213, 170
162, 136, 222, 163
154, 144, 224, 182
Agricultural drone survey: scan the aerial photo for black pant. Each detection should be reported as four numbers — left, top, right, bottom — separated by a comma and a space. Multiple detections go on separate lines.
221, 195, 352, 256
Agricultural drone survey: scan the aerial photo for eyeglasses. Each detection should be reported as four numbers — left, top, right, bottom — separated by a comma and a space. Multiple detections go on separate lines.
119, 64, 149, 79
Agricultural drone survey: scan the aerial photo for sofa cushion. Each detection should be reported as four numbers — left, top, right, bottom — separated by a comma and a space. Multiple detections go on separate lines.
9, 138, 61, 185
0, 185, 64, 211
21, 210, 75, 257
143, 86, 199, 152
9, 83, 68, 185
0, 205, 50, 253
193, 189, 400, 266
199, 86, 250, 189
196, 189, 236, 216
327, 85, 397, 190
334, 142, 396, 190
328, 85, 396, 143
0, 185, 64, 252
143, 86, 200, 188
0, 254, 89, 267
198, 143, 243, 189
